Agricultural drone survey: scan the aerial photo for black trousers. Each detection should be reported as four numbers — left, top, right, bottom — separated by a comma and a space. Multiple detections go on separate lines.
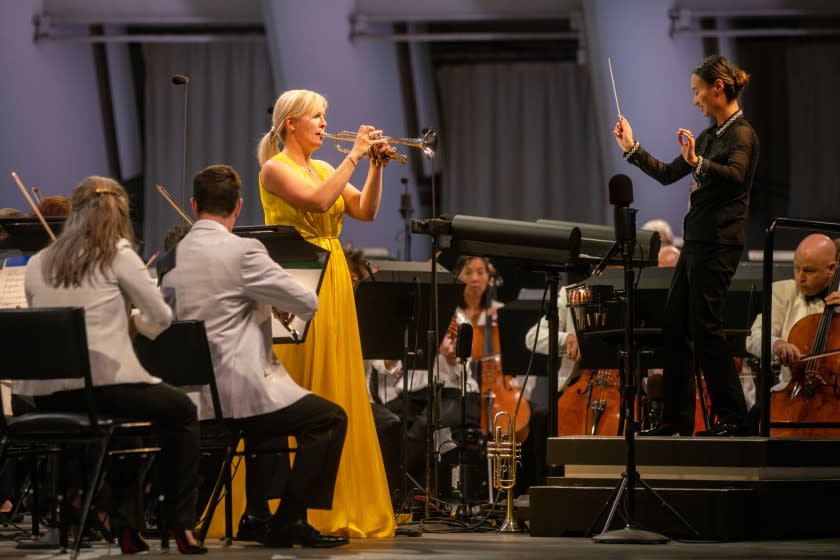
34, 382, 200, 530
236, 394, 346, 522
662, 242, 749, 433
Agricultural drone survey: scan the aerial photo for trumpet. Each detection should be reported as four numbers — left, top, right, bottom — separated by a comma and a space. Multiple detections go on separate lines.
319, 129, 437, 165
486, 411, 522, 532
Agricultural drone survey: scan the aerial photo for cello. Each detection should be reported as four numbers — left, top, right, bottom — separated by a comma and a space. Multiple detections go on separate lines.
771, 266, 840, 437
556, 284, 621, 436
471, 310, 531, 442
556, 368, 621, 436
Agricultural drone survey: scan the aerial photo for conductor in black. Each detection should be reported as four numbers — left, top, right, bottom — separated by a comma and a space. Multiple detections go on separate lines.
613, 55, 760, 436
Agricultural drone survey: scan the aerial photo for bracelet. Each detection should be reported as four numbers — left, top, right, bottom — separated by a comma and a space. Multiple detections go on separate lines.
346, 155, 358, 168
694, 155, 705, 176
623, 141, 640, 161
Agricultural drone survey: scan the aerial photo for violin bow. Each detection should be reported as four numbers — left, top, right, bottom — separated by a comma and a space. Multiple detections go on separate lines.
156, 184, 193, 225
11, 172, 56, 241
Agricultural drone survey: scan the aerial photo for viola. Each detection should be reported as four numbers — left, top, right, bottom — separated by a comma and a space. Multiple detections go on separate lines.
771, 268, 840, 438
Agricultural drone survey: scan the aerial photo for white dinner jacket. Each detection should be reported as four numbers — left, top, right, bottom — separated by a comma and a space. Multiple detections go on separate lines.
161, 220, 318, 420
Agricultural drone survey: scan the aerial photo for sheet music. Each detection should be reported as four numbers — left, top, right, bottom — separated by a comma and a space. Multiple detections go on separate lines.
0, 261, 28, 309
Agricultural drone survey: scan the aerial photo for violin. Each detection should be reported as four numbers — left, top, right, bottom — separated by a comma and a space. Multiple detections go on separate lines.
771, 266, 840, 437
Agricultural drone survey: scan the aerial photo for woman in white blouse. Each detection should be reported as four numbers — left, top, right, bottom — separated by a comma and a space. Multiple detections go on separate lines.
20, 177, 204, 554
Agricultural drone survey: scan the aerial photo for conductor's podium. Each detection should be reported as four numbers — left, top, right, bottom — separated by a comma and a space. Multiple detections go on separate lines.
527, 435, 840, 541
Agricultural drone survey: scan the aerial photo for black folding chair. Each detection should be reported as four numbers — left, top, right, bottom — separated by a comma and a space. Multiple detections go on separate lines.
0, 307, 154, 557
134, 320, 239, 546
134, 320, 295, 546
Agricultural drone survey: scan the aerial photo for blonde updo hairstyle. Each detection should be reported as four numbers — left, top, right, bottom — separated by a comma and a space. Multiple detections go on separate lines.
42, 176, 133, 288
693, 55, 750, 101
257, 89, 328, 166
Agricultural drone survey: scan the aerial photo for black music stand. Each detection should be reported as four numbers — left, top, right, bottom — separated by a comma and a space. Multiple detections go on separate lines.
0, 216, 66, 255
584, 265, 763, 431
233, 225, 329, 344
497, 301, 549, 380
575, 327, 666, 435
354, 260, 461, 510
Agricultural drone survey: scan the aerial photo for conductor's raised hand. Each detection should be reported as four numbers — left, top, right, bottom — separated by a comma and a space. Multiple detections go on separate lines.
677, 128, 699, 167
613, 116, 635, 152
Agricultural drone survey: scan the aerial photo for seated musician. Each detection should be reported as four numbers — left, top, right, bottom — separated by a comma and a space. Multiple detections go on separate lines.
745, 233, 840, 392
522, 284, 581, 486
33, 195, 71, 217
18, 176, 203, 554
642, 218, 681, 267
386, 256, 491, 489
160, 165, 348, 548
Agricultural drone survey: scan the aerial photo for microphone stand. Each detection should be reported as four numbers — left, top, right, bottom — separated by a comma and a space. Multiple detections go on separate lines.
592, 204, 696, 544
400, 177, 413, 261
455, 323, 473, 518
171, 75, 190, 208
422, 136, 439, 522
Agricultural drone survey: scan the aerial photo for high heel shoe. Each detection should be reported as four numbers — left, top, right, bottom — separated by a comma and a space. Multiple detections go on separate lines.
119, 527, 149, 554
169, 528, 208, 555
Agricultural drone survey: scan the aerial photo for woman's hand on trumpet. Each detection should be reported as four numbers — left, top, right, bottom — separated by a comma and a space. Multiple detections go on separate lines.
349, 125, 384, 163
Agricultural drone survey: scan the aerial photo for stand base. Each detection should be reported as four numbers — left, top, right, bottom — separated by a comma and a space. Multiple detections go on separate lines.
593, 525, 669, 544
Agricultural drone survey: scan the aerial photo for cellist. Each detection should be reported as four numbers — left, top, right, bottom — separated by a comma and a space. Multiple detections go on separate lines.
745, 234, 840, 394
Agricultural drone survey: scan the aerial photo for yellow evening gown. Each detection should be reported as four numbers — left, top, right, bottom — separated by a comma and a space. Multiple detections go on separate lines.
257, 152, 396, 538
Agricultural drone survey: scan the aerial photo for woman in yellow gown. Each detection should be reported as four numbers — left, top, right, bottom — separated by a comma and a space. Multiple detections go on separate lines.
253, 89, 396, 539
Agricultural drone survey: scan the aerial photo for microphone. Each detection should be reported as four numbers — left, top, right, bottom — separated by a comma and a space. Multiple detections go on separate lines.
608, 173, 633, 207
172, 74, 190, 209
456, 322, 473, 360
593, 174, 636, 276
610, 173, 637, 247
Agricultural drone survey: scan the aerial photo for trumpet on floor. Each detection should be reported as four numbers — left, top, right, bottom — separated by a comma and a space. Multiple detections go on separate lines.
319, 129, 437, 165
486, 411, 522, 532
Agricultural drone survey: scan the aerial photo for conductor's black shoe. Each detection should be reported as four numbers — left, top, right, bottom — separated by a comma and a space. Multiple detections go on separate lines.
264, 518, 348, 548
638, 423, 678, 436
695, 421, 751, 437
237, 514, 267, 543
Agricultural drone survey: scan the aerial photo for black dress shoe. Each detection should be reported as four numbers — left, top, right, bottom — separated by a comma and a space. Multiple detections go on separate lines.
237, 514, 268, 543
638, 423, 679, 436
695, 421, 751, 437
264, 518, 349, 548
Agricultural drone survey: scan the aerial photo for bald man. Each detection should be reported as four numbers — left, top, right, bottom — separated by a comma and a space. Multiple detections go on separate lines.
746, 233, 840, 392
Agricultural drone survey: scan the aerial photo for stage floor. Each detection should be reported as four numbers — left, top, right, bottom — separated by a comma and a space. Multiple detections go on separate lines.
1, 529, 838, 559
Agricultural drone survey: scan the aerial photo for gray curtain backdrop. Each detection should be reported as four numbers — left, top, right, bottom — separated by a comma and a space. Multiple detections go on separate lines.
786, 44, 840, 221
436, 63, 605, 223
142, 41, 275, 258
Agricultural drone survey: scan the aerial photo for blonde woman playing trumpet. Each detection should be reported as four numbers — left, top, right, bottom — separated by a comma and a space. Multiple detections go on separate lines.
254, 89, 396, 539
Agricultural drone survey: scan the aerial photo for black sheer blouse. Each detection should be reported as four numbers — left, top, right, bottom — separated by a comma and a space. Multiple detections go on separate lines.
627, 116, 759, 246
